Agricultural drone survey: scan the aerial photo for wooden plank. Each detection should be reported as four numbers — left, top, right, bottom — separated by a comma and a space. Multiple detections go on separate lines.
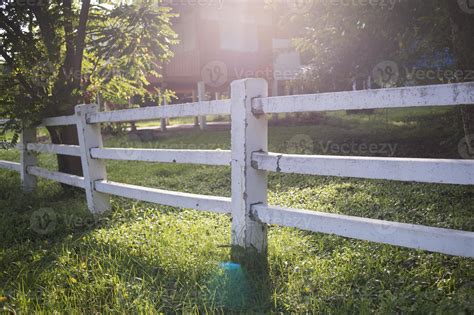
252, 152, 474, 185
20, 128, 37, 192
230, 78, 269, 252
27, 143, 81, 157
95, 180, 231, 214
27, 166, 85, 188
75, 104, 110, 214
252, 204, 474, 258
87, 99, 231, 124
42, 115, 77, 127
90, 148, 231, 166
252, 82, 474, 114
0, 160, 21, 172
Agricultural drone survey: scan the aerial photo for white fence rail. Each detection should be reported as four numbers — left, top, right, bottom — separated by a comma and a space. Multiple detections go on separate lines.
252, 82, 474, 114
88, 99, 231, 124
252, 205, 474, 257
252, 152, 474, 185
0, 160, 21, 172
0, 79, 473, 259
90, 148, 231, 166
27, 143, 81, 157
27, 166, 85, 189
95, 180, 232, 214
42, 115, 77, 127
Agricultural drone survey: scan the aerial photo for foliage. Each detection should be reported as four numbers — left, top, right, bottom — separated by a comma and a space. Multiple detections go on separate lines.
85, 3, 177, 104
0, 0, 177, 134
272, 0, 463, 93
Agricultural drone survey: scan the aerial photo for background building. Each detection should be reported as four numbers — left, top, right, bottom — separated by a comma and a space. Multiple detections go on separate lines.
150, 0, 301, 103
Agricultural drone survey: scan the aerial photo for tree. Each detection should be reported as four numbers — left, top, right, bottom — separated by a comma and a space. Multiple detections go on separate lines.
273, 0, 473, 151
445, 1, 474, 150
0, 0, 177, 175
273, 1, 452, 90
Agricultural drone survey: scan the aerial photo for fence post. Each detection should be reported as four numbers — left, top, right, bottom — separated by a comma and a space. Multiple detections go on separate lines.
198, 81, 207, 130
75, 104, 110, 214
230, 78, 269, 261
20, 127, 37, 192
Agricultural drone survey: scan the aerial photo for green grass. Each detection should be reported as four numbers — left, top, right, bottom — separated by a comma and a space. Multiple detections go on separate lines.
0, 108, 473, 313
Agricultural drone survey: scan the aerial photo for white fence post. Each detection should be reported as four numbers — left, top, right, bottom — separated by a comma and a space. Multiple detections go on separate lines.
198, 81, 207, 130
231, 78, 269, 257
20, 127, 37, 192
75, 104, 110, 214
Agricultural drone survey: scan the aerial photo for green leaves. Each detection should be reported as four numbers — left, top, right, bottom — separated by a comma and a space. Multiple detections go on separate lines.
0, 0, 177, 126
85, 2, 177, 103
276, 0, 456, 93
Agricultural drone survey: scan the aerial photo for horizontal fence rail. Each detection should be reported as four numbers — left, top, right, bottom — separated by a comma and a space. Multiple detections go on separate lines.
0, 160, 21, 172
252, 204, 474, 258
0, 78, 473, 259
95, 180, 231, 214
90, 148, 231, 166
252, 82, 474, 114
27, 143, 81, 157
42, 115, 77, 127
27, 166, 85, 188
88, 99, 231, 124
252, 152, 474, 185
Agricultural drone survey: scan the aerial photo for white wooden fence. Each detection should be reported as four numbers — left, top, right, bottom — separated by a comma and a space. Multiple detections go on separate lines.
1, 79, 474, 258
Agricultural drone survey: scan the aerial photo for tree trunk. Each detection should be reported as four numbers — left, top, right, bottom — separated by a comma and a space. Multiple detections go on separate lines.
446, 2, 474, 154
47, 125, 83, 176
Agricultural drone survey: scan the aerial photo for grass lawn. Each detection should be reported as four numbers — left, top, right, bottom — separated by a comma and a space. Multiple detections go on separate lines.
0, 108, 473, 313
